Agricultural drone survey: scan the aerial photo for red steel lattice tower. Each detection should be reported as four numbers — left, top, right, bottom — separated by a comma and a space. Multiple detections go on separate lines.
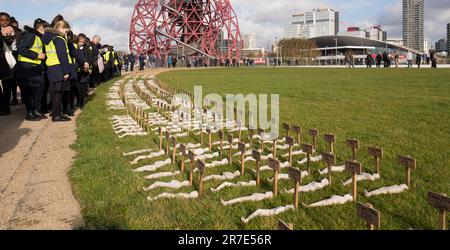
129, 0, 242, 63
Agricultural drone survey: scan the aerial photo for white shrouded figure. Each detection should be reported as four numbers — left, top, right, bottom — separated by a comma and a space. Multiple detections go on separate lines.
148, 191, 199, 201
144, 180, 190, 191
134, 158, 172, 172
210, 181, 257, 193
268, 171, 309, 182
145, 171, 181, 180
123, 149, 155, 157
241, 205, 295, 224
298, 155, 322, 165
283, 178, 329, 194
221, 192, 274, 206
319, 165, 345, 175
204, 171, 241, 182
364, 184, 408, 197
303, 194, 353, 208
130, 150, 165, 165
342, 173, 380, 186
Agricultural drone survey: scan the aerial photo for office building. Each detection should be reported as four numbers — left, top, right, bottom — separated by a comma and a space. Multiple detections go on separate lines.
403, 0, 424, 52
284, 8, 339, 39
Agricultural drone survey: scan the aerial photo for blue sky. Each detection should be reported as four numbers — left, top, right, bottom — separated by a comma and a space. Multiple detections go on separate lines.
1, 0, 449, 50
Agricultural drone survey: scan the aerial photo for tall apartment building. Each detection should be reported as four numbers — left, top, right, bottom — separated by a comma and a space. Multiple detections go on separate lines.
403, 0, 424, 52
447, 23, 450, 53
284, 8, 339, 39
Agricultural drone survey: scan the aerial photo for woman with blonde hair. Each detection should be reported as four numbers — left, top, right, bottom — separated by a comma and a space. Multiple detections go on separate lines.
41, 20, 73, 122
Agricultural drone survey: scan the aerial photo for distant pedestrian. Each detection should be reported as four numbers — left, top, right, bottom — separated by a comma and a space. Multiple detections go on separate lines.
394, 52, 400, 68
129, 53, 136, 71
376, 53, 382, 68
407, 50, 413, 68
365, 54, 373, 68
430, 51, 437, 68
139, 54, 145, 71
416, 53, 422, 68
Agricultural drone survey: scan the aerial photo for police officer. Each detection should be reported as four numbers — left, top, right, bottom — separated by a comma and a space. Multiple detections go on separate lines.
16, 18, 49, 121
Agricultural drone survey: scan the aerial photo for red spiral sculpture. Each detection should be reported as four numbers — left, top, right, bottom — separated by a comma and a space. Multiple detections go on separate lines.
130, 0, 242, 63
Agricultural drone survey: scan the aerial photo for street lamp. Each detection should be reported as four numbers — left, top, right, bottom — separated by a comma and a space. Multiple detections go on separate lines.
275, 36, 279, 67
333, 38, 338, 66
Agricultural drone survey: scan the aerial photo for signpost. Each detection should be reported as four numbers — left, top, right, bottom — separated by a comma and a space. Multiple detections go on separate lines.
228, 134, 234, 165
159, 127, 163, 151
368, 147, 383, 175
346, 139, 360, 160
171, 136, 177, 163
309, 128, 319, 153
283, 122, 290, 137
218, 130, 224, 157
356, 202, 381, 230
302, 144, 314, 174
345, 160, 362, 202
252, 150, 262, 186
269, 157, 281, 196
293, 126, 302, 145
238, 142, 246, 176
288, 167, 302, 209
322, 152, 336, 185
324, 133, 336, 154
165, 131, 170, 155
179, 144, 187, 174
427, 191, 450, 230
188, 150, 196, 186
206, 127, 212, 151
197, 159, 206, 197
397, 155, 416, 187
286, 136, 295, 166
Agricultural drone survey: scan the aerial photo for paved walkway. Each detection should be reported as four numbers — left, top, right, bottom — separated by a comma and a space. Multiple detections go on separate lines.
0, 97, 84, 230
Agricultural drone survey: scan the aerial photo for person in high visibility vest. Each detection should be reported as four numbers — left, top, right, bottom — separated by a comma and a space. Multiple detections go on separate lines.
63, 30, 81, 117
16, 18, 49, 121
102, 44, 112, 82
74, 33, 91, 108
41, 20, 73, 122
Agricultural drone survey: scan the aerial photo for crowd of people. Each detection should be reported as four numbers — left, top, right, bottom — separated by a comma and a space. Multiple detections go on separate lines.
0, 13, 123, 121
362, 50, 439, 69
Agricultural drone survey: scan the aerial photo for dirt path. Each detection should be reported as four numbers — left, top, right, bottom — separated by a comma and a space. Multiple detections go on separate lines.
0, 101, 83, 229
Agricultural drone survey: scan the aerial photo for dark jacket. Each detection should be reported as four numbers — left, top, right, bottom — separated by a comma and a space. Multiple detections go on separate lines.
41, 28, 72, 89
0, 34, 12, 80
15, 26, 45, 84
68, 42, 83, 81
90, 43, 101, 67
74, 45, 90, 84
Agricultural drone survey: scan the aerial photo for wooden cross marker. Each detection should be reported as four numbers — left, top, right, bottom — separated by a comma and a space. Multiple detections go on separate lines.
427, 191, 450, 230
322, 152, 336, 185
206, 127, 212, 151
397, 155, 416, 187
293, 126, 302, 145
368, 147, 383, 175
345, 160, 362, 202
286, 136, 295, 166
171, 136, 177, 163
197, 159, 206, 197
283, 122, 290, 137
324, 133, 336, 154
228, 134, 234, 165
278, 219, 294, 230
269, 157, 281, 196
165, 131, 171, 155
218, 130, 224, 157
356, 202, 381, 230
309, 128, 319, 153
238, 142, 246, 176
346, 139, 360, 160
248, 129, 255, 147
188, 150, 196, 186
200, 123, 204, 146
288, 167, 302, 209
302, 144, 314, 174
179, 144, 187, 174
252, 150, 262, 186
237, 121, 243, 142
272, 138, 278, 159
158, 127, 163, 151
258, 128, 264, 151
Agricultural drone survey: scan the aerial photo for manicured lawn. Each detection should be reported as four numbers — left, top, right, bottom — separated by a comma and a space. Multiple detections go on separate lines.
71, 68, 450, 229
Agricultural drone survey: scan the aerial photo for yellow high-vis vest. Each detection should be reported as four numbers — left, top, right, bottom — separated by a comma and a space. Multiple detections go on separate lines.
18, 36, 43, 65
45, 36, 73, 67
104, 51, 111, 62
112, 51, 119, 65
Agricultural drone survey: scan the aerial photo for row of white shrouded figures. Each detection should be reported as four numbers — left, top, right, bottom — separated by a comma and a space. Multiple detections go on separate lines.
114, 77, 409, 225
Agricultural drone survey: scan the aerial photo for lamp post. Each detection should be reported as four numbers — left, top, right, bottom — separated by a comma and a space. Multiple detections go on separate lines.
333, 38, 338, 66
275, 36, 279, 67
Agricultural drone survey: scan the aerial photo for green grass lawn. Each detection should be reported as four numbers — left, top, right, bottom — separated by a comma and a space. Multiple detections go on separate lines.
71, 68, 450, 230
